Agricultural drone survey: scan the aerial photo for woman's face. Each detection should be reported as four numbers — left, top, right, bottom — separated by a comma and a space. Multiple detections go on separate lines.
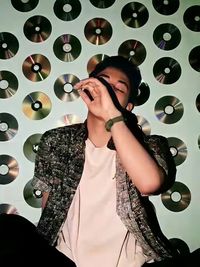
97, 67, 133, 110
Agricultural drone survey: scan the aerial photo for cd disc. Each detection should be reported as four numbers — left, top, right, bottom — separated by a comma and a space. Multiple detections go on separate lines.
23, 133, 42, 162
167, 137, 187, 166
196, 94, 200, 112
0, 203, 19, 215
136, 115, 151, 135
23, 179, 42, 208
22, 54, 51, 82
153, 57, 181, 84
84, 17, 112, 45
53, 34, 81, 62
0, 112, 18, 141
0, 32, 19, 60
0, 154, 19, 185
87, 53, 109, 74
0, 70, 18, 99
56, 114, 82, 127
121, 2, 149, 28
169, 238, 190, 255
153, 23, 181, 51
189, 46, 200, 72
89, 0, 115, 8
198, 135, 200, 150
134, 81, 150, 106
54, 0, 81, 21
22, 91, 52, 120
118, 39, 146, 66
161, 181, 191, 212
152, 0, 179, 15
54, 74, 80, 102
184, 5, 200, 32
23, 15, 52, 43
11, 0, 39, 12
154, 95, 184, 124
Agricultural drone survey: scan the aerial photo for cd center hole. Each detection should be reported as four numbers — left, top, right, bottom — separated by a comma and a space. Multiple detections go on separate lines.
35, 26, 41, 32
1, 42, 8, 49
129, 50, 135, 56
95, 28, 102, 35
64, 83, 73, 93
21, 0, 30, 3
63, 4, 72, 13
163, 32, 171, 41
34, 189, 43, 198
32, 143, 39, 153
132, 12, 138, 18
33, 63, 41, 72
194, 16, 200, 22
171, 191, 181, 202
0, 122, 8, 132
0, 79, 9, 90
0, 164, 9, 175
164, 105, 174, 115
164, 67, 171, 74
32, 101, 42, 111
170, 146, 178, 157
163, 0, 169, 5
63, 43, 72, 53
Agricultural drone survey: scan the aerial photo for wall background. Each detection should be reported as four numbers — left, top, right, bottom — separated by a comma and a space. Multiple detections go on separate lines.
0, 0, 199, 253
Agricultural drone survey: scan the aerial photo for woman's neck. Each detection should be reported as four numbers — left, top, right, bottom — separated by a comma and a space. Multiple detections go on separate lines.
87, 113, 111, 148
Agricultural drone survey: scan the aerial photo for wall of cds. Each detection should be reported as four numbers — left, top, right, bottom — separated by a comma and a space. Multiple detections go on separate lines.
0, 0, 199, 253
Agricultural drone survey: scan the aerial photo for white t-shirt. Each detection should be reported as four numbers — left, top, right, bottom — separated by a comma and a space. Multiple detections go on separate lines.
56, 138, 147, 267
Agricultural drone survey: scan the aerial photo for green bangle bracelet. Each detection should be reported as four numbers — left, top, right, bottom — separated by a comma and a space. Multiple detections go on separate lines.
105, 115, 125, 132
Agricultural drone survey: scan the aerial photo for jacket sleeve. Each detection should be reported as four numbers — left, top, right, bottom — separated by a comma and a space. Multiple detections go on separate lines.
145, 134, 177, 194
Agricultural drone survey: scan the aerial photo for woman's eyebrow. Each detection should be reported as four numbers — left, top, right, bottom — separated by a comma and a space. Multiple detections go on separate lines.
98, 74, 129, 89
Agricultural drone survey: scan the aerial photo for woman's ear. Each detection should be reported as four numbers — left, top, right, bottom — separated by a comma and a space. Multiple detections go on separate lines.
126, 102, 134, 112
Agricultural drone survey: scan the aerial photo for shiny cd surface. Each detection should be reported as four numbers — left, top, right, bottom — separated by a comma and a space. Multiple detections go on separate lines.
134, 81, 150, 106
53, 34, 81, 62
89, 0, 115, 8
154, 95, 184, 124
161, 181, 191, 212
0, 32, 19, 59
0, 112, 18, 141
169, 238, 190, 255
0, 70, 18, 99
167, 137, 187, 166
153, 57, 181, 84
0, 203, 19, 215
11, 0, 39, 12
54, 74, 80, 102
56, 114, 82, 127
118, 39, 146, 66
22, 91, 52, 120
84, 17, 112, 45
0, 154, 19, 185
23, 133, 42, 162
23, 179, 42, 208
184, 5, 200, 32
121, 2, 149, 28
196, 94, 200, 112
152, 0, 179, 15
153, 23, 181, 51
136, 115, 151, 135
87, 53, 109, 74
54, 0, 81, 21
189, 46, 200, 72
22, 54, 51, 82
23, 15, 52, 43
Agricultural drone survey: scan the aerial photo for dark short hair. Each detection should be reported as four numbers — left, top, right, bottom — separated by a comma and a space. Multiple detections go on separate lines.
89, 55, 142, 103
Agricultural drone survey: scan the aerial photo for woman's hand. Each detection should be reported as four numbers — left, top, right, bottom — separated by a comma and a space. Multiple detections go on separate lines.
74, 77, 121, 121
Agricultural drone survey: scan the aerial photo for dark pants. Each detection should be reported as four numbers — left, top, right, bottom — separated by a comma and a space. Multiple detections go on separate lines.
0, 213, 76, 266
0, 213, 199, 267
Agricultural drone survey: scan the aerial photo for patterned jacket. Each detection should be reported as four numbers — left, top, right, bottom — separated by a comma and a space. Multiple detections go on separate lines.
32, 121, 177, 262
